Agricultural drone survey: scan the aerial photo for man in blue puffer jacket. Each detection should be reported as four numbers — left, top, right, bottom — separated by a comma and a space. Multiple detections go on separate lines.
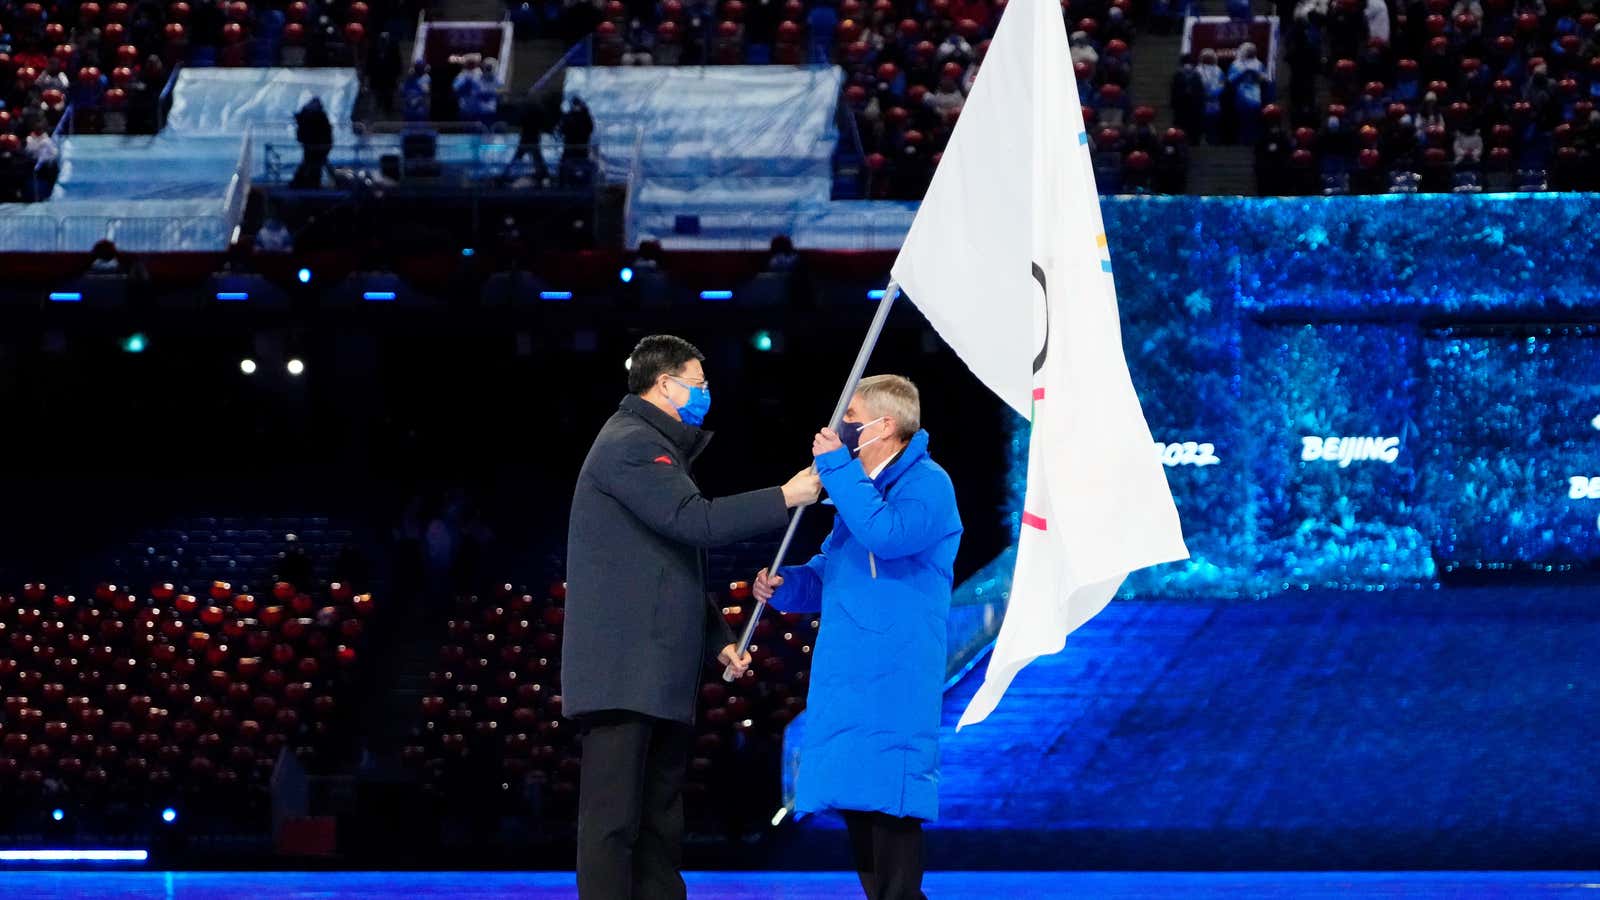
755, 373, 962, 900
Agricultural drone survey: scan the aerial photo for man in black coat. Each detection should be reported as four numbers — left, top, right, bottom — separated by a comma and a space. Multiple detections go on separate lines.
564, 334, 820, 899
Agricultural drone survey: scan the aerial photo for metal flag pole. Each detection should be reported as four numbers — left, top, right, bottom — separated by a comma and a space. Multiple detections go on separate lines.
722, 281, 902, 681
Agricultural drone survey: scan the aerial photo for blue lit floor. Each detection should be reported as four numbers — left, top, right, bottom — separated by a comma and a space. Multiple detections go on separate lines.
791, 586, 1600, 869
2, 871, 1600, 899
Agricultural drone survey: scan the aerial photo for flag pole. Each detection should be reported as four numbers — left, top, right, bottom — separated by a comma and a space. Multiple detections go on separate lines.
722, 281, 902, 681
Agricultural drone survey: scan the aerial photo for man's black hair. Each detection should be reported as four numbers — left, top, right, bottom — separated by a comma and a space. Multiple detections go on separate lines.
627, 335, 704, 394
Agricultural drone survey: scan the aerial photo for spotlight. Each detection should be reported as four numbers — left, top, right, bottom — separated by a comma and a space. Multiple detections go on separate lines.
297, 268, 312, 284
699, 290, 734, 301
49, 291, 83, 302
161, 808, 177, 824
122, 333, 147, 353
460, 247, 475, 257
239, 358, 258, 375
868, 289, 886, 300
619, 266, 634, 283
751, 330, 774, 352
286, 358, 305, 376
51, 809, 64, 822
539, 291, 573, 301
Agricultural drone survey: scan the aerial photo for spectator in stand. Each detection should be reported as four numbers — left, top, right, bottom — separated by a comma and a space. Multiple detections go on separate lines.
454, 54, 486, 124
622, 18, 655, 64
1365, 0, 1391, 47
0, 133, 30, 203
476, 58, 502, 127
292, 96, 332, 188
401, 61, 431, 122
1171, 53, 1206, 140
937, 31, 973, 65
1105, 5, 1136, 45
1094, 83, 1132, 126
432, 55, 462, 122
1069, 30, 1099, 69
86, 239, 147, 282
1256, 105, 1293, 192
1230, 42, 1269, 143
928, 65, 965, 116
1321, 107, 1356, 167
128, 57, 163, 135
89, 239, 124, 273
766, 234, 799, 271
1454, 122, 1484, 165
255, 217, 294, 253
561, 95, 594, 162
1155, 127, 1191, 192
1197, 48, 1226, 143
368, 32, 403, 117
25, 121, 58, 200
36, 57, 70, 97
512, 90, 556, 184
1327, 0, 1369, 61
1286, 14, 1324, 124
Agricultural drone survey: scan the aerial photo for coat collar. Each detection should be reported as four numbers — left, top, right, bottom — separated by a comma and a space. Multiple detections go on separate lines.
875, 429, 930, 490
620, 394, 713, 461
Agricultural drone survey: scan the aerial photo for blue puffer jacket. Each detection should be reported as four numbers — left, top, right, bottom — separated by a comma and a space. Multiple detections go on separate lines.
770, 429, 962, 821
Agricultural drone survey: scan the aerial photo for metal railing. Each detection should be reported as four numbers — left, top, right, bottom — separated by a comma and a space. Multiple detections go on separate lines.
221, 127, 253, 245
0, 214, 233, 252
621, 126, 645, 250
260, 133, 610, 186
158, 63, 183, 130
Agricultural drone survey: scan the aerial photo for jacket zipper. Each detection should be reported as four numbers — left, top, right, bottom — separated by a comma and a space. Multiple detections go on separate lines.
869, 552, 877, 579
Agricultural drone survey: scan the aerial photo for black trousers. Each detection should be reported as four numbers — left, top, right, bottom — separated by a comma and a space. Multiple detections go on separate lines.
576, 710, 693, 900
842, 810, 927, 900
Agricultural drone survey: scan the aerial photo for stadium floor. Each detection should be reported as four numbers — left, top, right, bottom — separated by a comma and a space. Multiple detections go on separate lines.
790, 584, 1600, 870
4, 871, 1600, 899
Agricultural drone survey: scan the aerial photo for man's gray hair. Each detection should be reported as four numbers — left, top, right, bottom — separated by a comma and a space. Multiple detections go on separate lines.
855, 374, 921, 439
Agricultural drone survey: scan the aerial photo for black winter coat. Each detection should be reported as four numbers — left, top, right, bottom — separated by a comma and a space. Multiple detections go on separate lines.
562, 395, 790, 723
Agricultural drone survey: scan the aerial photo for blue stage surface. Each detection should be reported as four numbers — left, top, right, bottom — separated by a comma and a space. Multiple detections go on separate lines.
790, 585, 1600, 870
3, 871, 1600, 899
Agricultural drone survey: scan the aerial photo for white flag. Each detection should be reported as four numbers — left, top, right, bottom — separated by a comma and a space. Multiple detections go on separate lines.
889, 0, 1189, 728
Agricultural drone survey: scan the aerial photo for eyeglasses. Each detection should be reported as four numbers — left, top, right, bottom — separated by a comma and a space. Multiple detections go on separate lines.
669, 374, 710, 390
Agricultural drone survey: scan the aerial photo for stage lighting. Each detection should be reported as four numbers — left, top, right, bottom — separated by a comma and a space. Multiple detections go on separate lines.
51, 810, 64, 822
619, 267, 634, 283
362, 291, 396, 301
215, 292, 249, 302
122, 333, 147, 353
461, 247, 475, 257
49, 291, 83, 302
240, 358, 258, 375
0, 849, 148, 862
867, 289, 886, 300
161, 808, 177, 824
539, 291, 573, 301
286, 358, 306, 376
297, 268, 312, 284
751, 330, 774, 352
699, 290, 734, 301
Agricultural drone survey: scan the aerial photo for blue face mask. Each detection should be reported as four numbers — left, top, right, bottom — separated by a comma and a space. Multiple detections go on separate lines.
669, 377, 711, 426
838, 416, 887, 455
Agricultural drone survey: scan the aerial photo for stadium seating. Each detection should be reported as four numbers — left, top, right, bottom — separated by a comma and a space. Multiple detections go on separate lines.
404, 579, 817, 828
0, 576, 376, 827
